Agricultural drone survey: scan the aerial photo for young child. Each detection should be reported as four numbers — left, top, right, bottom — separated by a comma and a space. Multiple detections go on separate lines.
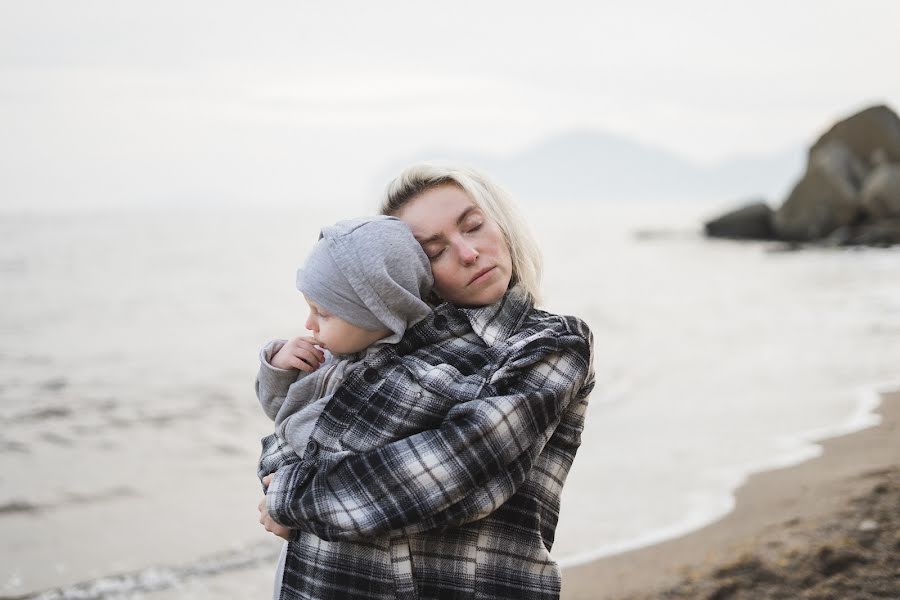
255, 215, 433, 483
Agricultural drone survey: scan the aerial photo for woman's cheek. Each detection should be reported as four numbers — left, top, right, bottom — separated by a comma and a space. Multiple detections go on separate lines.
431, 264, 457, 297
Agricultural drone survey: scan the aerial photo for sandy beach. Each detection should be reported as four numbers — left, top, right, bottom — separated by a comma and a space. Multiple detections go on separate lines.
562, 388, 900, 599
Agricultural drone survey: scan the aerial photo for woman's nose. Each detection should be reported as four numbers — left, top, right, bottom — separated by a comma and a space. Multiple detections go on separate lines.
457, 241, 479, 265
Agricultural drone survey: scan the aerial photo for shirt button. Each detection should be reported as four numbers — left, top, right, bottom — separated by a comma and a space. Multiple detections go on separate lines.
305, 440, 319, 456
432, 314, 448, 330
363, 367, 380, 383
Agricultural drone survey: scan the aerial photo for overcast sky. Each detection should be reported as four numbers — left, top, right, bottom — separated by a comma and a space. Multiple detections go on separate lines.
2, 1, 899, 210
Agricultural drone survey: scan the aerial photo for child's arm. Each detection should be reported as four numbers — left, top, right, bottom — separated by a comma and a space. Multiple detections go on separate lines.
256, 336, 325, 421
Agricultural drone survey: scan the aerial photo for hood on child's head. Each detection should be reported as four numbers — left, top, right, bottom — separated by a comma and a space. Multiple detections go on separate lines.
296, 215, 434, 345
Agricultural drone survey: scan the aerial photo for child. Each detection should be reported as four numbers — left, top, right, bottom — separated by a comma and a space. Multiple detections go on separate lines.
255, 215, 433, 484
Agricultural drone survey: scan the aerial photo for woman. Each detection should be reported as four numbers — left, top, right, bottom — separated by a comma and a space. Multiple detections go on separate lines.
258, 163, 595, 600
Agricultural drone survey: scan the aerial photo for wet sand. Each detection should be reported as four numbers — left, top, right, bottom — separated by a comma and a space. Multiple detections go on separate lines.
562, 389, 900, 599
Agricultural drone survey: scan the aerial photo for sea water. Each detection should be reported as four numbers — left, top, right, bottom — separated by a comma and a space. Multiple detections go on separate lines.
1, 202, 898, 597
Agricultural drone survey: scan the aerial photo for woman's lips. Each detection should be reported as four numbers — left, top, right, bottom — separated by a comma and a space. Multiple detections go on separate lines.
469, 266, 496, 285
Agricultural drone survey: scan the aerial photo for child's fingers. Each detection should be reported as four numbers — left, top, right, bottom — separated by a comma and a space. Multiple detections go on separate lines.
294, 348, 323, 367
296, 344, 325, 363
298, 337, 326, 360
291, 352, 322, 372
293, 357, 318, 372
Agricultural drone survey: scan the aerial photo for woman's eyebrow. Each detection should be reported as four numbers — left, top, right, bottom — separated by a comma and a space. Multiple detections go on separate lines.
415, 206, 479, 244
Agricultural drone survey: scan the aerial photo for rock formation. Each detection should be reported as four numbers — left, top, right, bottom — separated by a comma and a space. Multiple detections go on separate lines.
704, 104, 900, 247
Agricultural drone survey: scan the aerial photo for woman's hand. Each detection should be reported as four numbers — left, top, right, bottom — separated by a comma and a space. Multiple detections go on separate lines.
259, 474, 293, 540
271, 336, 325, 372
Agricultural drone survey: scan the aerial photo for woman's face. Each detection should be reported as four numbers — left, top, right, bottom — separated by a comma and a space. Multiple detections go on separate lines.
395, 184, 512, 307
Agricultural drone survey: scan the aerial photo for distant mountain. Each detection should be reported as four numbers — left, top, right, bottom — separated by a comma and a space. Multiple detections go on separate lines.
379, 130, 804, 203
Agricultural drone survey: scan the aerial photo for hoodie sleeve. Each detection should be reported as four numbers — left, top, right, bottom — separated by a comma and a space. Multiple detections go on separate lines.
255, 339, 308, 421
264, 320, 594, 540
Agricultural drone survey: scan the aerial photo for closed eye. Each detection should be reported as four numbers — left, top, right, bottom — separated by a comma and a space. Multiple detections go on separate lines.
463, 214, 484, 233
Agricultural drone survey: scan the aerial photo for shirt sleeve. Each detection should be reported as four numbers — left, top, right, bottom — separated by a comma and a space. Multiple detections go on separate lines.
256, 339, 306, 421
264, 321, 594, 540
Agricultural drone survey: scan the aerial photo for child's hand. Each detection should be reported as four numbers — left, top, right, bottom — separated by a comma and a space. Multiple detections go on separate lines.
271, 336, 325, 372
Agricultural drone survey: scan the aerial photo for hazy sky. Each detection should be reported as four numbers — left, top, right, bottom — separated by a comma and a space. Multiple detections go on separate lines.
2, 1, 899, 210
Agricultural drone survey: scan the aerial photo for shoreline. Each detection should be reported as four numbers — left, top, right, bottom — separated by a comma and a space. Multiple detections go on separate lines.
561, 387, 900, 599
558, 379, 890, 569
8, 387, 897, 599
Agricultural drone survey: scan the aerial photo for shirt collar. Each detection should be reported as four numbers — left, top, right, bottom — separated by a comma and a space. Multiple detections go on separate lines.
394, 284, 534, 357
458, 284, 533, 347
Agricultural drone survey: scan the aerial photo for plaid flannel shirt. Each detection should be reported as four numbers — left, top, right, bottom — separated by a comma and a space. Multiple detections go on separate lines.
257, 286, 595, 600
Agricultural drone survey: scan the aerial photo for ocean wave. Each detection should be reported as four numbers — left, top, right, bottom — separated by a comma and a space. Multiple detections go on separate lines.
0, 487, 139, 520
8, 542, 280, 600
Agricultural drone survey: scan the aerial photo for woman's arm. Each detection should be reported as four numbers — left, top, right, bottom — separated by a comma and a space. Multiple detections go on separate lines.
265, 320, 594, 540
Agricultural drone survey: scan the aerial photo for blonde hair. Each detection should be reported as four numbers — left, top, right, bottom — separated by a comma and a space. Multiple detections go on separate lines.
380, 162, 543, 306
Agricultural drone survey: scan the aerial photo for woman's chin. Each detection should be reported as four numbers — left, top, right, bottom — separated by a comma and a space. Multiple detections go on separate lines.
453, 280, 510, 307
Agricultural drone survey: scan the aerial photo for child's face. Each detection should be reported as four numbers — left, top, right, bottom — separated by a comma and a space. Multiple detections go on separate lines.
303, 296, 390, 356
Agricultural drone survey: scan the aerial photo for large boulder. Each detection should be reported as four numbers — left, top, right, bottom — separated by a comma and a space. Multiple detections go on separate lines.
825, 219, 900, 247
852, 219, 900, 246
773, 142, 866, 241
704, 201, 775, 240
810, 105, 900, 165
861, 162, 900, 219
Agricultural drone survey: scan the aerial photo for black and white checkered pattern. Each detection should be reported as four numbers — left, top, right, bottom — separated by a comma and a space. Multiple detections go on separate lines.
257, 286, 595, 599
